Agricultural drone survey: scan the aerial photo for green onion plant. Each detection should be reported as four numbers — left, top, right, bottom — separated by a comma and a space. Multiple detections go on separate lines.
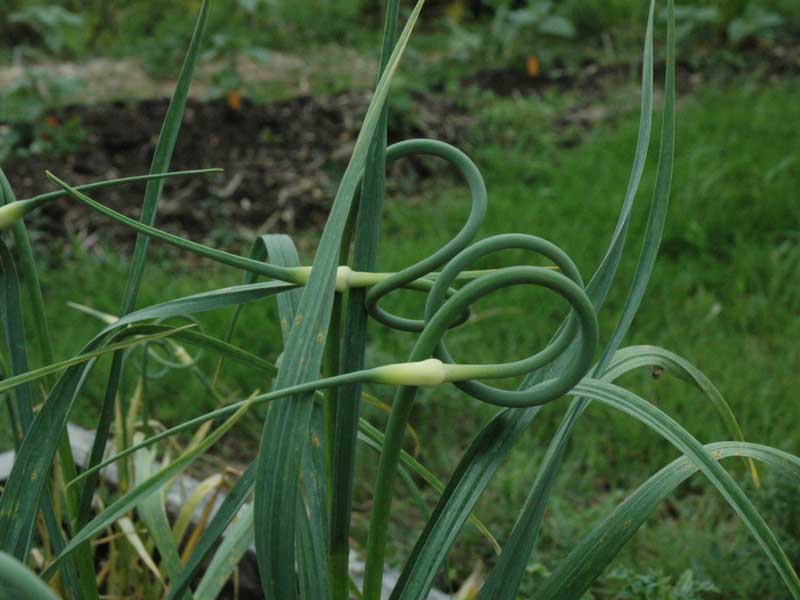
1, 0, 799, 598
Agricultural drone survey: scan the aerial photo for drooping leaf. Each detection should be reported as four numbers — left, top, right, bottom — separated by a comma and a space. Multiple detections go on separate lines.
536, 441, 800, 599
604, 344, 759, 485
563, 379, 800, 597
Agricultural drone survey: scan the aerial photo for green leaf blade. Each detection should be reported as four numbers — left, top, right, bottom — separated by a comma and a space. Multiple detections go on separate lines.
252, 3, 425, 597
536, 442, 800, 599
570, 379, 800, 597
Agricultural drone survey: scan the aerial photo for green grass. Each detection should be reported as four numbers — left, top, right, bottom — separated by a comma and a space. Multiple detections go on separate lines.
3, 75, 798, 597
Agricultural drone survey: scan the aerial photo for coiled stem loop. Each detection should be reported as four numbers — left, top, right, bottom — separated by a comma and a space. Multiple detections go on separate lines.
365, 139, 487, 332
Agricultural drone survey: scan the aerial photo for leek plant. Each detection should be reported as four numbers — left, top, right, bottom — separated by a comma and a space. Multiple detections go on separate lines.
1, 0, 799, 598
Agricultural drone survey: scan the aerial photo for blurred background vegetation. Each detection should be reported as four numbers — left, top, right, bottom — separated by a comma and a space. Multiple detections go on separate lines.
1, 1, 799, 598
1, 0, 799, 59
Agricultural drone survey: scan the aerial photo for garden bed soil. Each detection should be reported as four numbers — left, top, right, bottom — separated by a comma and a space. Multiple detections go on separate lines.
4, 91, 474, 249
5, 41, 797, 251
463, 42, 800, 98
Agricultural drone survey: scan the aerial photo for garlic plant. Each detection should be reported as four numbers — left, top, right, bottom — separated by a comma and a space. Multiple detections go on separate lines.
1, 0, 799, 599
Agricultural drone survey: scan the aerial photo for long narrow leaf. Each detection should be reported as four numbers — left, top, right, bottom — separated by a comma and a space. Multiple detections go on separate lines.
194, 505, 254, 599
0, 356, 92, 565
17, 168, 222, 206
390, 2, 660, 596
77, 0, 211, 532
357, 419, 499, 553
0, 239, 35, 433
259, 234, 333, 600
331, 2, 401, 596
170, 233, 304, 599
477, 2, 675, 596
604, 344, 759, 484
45, 174, 292, 282
172, 473, 224, 549
167, 464, 255, 600
0, 278, 286, 573
536, 442, 800, 598
253, 3, 425, 597
133, 439, 193, 599
0, 326, 194, 395
121, 0, 211, 312
0, 238, 83, 597
569, 379, 800, 597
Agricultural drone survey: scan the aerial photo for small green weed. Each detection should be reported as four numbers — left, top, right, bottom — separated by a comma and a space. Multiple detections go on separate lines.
0, 69, 86, 161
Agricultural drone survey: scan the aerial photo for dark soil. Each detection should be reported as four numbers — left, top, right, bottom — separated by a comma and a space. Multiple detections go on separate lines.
4, 91, 474, 249
6, 42, 798, 253
463, 43, 800, 99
